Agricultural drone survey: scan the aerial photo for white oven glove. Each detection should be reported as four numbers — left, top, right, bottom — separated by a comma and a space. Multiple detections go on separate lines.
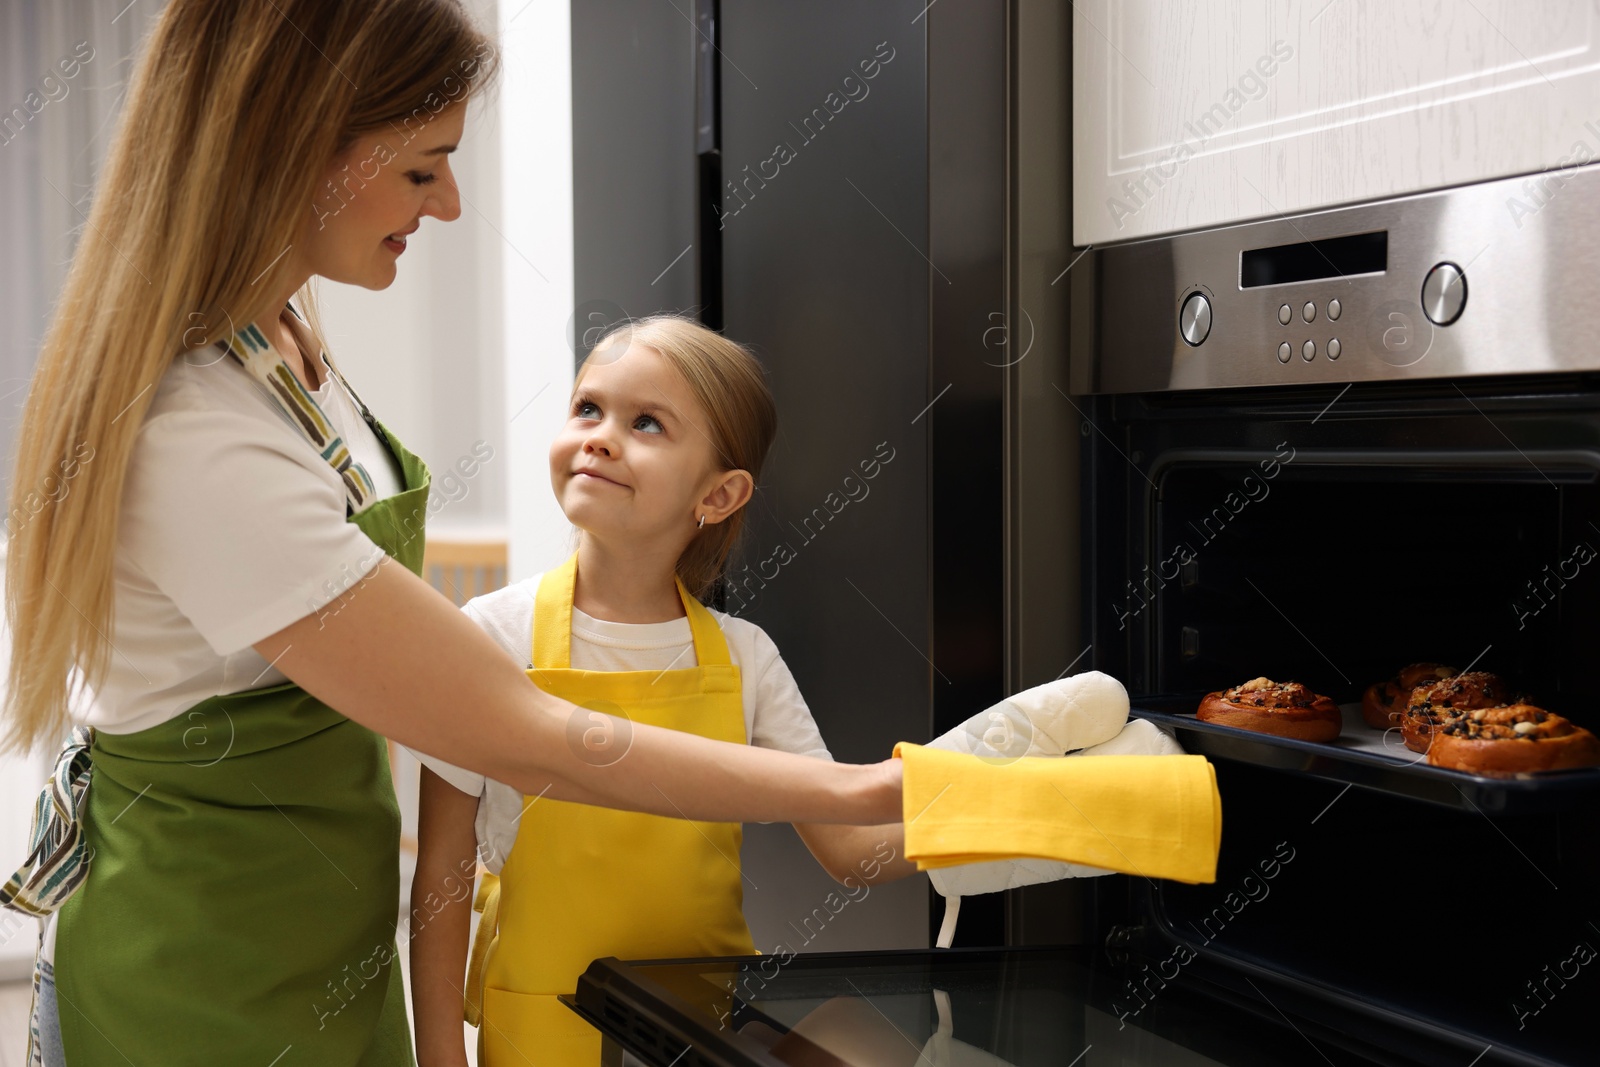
923, 685, 1184, 947
927, 670, 1131, 762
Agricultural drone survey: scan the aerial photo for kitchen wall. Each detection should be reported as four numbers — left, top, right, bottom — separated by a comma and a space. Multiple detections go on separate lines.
493, 0, 581, 581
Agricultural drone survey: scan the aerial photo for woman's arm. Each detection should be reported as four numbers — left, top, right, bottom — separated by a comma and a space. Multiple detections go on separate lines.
253, 559, 902, 824
410, 768, 479, 1067
793, 822, 918, 886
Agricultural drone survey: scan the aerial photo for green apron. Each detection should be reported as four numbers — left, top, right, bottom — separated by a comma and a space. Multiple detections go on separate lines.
55, 414, 430, 1066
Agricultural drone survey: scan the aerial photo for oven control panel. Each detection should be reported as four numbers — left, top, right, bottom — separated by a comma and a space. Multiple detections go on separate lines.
1268, 296, 1345, 364
1075, 164, 1584, 394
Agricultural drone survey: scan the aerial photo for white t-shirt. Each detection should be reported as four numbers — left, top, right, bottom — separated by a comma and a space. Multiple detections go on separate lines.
93, 315, 405, 734
44, 315, 405, 962
412, 576, 833, 874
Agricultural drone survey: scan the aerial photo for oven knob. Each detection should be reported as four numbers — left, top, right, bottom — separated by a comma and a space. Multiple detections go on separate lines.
1421, 262, 1467, 326
1179, 292, 1211, 346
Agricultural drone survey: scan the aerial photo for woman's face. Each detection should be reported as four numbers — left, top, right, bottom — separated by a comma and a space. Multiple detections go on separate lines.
299, 101, 467, 289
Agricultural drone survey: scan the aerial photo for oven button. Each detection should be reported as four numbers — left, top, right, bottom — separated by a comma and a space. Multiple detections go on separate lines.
1328, 299, 1341, 320
1278, 304, 1292, 325
1277, 342, 1292, 363
1302, 302, 1316, 323
1421, 262, 1467, 326
1327, 338, 1341, 360
1179, 293, 1211, 346
1302, 340, 1316, 361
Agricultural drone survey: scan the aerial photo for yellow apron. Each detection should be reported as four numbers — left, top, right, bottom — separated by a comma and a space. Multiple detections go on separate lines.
470, 552, 757, 1066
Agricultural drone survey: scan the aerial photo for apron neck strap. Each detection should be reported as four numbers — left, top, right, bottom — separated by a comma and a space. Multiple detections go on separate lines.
215, 315, 377, 515
532, 552, 732, 670
284, 302, 378, 426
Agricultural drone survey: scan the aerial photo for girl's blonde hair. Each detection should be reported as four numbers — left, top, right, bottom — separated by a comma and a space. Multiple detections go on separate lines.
3, 0, 497, 755
580, 316, 777, 600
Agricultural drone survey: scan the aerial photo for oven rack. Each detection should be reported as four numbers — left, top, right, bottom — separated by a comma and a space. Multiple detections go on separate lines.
1130, 698, 1600, 813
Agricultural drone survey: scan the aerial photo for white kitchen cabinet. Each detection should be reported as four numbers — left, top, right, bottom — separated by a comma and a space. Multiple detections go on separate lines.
1073, 0, 1600, 245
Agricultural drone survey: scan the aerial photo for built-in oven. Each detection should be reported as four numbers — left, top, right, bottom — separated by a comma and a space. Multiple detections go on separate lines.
1074, 163, 1600, 1067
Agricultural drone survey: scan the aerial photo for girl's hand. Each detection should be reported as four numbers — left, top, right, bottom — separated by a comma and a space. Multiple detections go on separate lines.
792, 758, 910, 886
867, 756, 904, 823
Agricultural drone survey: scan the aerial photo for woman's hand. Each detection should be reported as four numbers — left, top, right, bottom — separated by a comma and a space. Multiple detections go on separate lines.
253, 559, 905, 826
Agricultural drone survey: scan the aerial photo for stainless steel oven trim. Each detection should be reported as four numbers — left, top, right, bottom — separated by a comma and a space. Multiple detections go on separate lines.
1074, 163, 1600, 394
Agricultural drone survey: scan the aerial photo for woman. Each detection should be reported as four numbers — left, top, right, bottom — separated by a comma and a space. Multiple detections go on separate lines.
0, 3, 901, 1064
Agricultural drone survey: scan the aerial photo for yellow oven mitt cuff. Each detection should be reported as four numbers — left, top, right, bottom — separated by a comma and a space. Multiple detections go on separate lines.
893, 742, 1223, 885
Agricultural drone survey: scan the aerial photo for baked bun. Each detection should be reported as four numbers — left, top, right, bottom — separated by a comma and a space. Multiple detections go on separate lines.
1197, 677, 1341, 742
1361, 663, 1456, 731
1400, 672, 1512, 752
1427, 702, 1600, 773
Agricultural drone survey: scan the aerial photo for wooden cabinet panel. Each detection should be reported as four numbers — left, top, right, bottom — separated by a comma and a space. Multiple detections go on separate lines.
1074, 0, 1600, 244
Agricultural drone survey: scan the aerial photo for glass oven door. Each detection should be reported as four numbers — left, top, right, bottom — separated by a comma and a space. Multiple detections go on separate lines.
568, 945, 1472, 1066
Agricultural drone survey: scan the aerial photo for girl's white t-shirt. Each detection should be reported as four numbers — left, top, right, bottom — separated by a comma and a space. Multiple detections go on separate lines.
411, 576, 834, 874
92, 325, 406, 734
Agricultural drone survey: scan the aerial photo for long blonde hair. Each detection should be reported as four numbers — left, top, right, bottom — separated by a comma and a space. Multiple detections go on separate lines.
3, 0, 498, 755
580, 317, 778, 599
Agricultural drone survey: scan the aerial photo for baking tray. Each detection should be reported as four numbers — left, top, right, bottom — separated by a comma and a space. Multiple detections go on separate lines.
1131, 698, 1600, 813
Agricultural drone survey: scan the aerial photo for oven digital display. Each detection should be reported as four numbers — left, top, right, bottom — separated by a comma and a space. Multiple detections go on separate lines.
1238, 229, 1387, 287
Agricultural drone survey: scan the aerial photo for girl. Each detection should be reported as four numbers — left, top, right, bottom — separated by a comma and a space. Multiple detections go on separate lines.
409, 316, 919, 1067
0, 5, 906, 1065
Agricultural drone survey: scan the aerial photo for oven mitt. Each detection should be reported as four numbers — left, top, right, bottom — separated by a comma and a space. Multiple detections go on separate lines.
904, 693, 1219, 947
919, 673, 1188, 944
926, 670, 1132, 761
921, 672, 1148, 908
922, 717, 1189, 945
898, 739, 1218, 882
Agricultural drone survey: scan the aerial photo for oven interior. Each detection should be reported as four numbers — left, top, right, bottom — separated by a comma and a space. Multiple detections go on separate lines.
1148, 463, 1594, 706
1085, 379, 1600, 1066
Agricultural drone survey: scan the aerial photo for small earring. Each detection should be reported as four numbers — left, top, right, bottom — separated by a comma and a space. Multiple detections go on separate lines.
696, 514, 706, 529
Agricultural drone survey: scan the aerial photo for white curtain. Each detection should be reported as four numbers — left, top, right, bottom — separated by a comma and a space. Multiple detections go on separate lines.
0, 0, 160, 506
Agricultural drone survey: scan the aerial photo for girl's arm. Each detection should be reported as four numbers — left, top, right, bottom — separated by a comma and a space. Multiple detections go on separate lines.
793, 822, 918, 886
410, 768, 480, 1067
254, 559, 902, 824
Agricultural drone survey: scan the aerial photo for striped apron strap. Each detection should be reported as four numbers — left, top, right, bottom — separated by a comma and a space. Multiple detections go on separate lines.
214, 321, 378, 515
1, 725, 95, 918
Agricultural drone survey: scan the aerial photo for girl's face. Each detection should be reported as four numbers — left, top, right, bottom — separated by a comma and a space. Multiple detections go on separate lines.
298, 102, 466, 290
550, 342, 751, 548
